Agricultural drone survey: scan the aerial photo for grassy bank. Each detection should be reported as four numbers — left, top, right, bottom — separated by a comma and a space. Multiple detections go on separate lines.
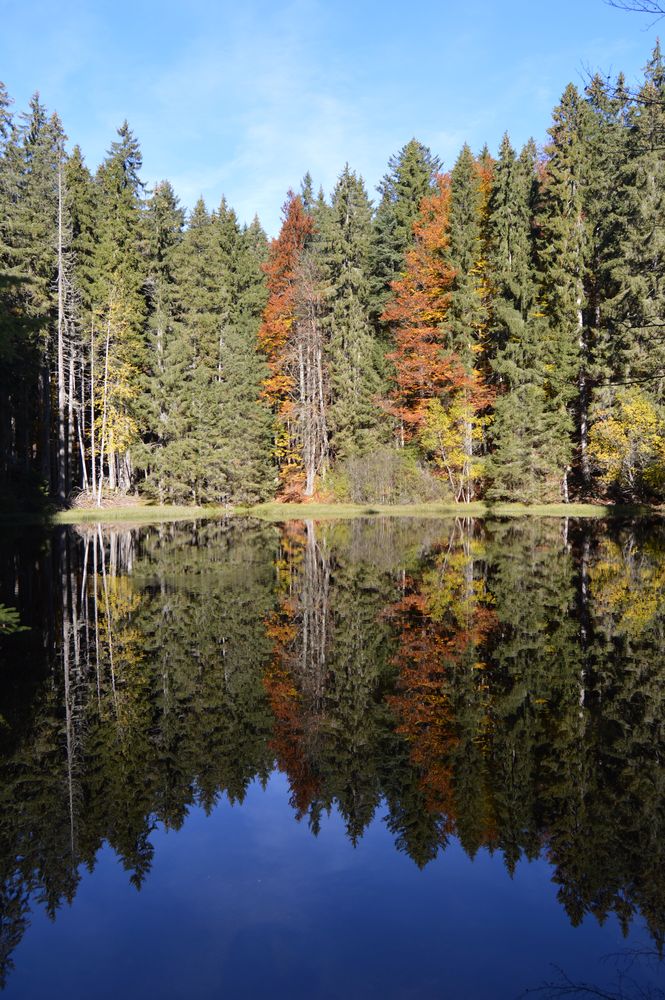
0, 499, 659, 529
30, 499, 661, 527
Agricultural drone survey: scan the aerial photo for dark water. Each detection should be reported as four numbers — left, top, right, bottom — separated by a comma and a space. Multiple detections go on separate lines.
0, 515, 664, 999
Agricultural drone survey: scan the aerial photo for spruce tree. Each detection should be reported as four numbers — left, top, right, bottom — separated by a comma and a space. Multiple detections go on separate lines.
211, 201, 274, 502
605, 44, 665, 398
318, 165, 384, 459
485, 138, 568, 500
92, 121, 148, 494
538, 84, 593, 496
137, 180, 184, 500
369, 139, 440, 324
152, 197, 273, 503
446, 144, 488, 367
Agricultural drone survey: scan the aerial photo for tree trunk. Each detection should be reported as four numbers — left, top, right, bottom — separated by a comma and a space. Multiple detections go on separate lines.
56, 162, 67, 503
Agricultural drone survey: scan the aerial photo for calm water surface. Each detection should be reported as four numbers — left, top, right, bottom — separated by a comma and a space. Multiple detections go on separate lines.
0, 516, 664, 999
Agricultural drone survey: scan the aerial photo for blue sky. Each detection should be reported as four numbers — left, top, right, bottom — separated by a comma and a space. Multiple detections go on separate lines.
0, 0, 659, 234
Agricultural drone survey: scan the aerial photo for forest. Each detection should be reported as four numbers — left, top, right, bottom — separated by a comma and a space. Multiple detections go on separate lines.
2, 44, 665, 509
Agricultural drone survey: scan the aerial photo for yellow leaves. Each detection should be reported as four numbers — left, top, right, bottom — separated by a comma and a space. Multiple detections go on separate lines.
589, 389, 665, 497
589, 538, 665, 639
418, 395, 490, 502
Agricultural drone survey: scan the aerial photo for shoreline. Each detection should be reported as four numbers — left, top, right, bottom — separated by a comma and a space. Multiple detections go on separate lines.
0, 499, 660, 527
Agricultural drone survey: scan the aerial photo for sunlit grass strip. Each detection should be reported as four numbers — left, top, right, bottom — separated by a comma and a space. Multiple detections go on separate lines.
33, 499, 659, 527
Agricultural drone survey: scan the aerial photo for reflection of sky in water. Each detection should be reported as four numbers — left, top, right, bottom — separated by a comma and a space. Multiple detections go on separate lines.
5, 771, 654, 1000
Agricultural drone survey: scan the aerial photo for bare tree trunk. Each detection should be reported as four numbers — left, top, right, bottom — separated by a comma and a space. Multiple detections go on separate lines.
90, 321, 97, 497
295, 256, 329, 497
67, 343, 76, 497
56, 163, 67, 503
578, 299, 590, 491
97, 319, 111, 506
40, 359, 52, 489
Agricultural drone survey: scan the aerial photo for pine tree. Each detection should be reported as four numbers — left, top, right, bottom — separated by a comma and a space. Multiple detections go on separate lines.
318, 165, 384, 459
605, 45, 665, 398
369, 139, 441, 324
137, 180, 184, 500
92, 121, 148, 495
538, 84, 593, 497
485, 137, 568, 500
446, 143, 489, 366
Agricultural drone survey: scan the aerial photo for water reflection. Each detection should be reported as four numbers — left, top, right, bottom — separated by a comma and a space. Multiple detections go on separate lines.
0, 515, 664, 988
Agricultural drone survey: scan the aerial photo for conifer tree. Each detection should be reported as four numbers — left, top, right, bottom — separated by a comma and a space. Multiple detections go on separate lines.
0, 83, 28, 490
210, 201, 274, 502
605, 45, 665, 397
447, 144, 490, 366
92, 121, 148, 495
137, 180, 184, 500
369, 139, 441, 324
485, 137, 567, 500
383, 176, 490, 500
318, 165, 384, 459
538, 85, 593, 496
146, 197, 273, 503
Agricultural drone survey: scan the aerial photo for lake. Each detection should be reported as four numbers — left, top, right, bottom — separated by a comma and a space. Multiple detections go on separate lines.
0, 515, 663, 999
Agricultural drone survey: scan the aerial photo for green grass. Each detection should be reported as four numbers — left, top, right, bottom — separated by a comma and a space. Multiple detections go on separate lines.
240, 500, 617, 520
0, 494, 659, 529
16, 498, 654, 527
51, 504, 232, 526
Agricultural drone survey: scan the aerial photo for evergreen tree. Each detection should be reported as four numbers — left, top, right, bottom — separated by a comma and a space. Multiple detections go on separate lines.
538, 84, 593, 496
318, 165, 384, 458
446, 143, 489, 367
485, 137, 567, 500
137, 180, 184, 500
148, 197, 273, 503
369, 139, 440, 324
604, 44, 665, 398
211, 201, 274, 502
92, 121, 148, 494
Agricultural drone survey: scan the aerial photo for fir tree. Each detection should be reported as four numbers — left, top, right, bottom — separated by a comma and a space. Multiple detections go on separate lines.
538, 84, 593, 496
137, 180, 184, 500
485, 137, 567, 500
369, 139, 441, 324
446, 143, 489, 367
605, 44, 665, 399
318, 165, 384, 459
92, 121, 148, 494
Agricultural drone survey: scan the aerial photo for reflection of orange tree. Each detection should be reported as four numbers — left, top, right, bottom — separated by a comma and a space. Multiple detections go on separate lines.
263, 522, 321, 817
387, 525, 497, 835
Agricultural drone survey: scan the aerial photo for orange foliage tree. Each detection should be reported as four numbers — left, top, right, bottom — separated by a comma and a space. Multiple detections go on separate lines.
258, 193, 315, 497
382, 175, 493, 499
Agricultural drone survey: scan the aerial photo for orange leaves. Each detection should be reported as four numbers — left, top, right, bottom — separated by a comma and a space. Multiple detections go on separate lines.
382, 175, 480, 433
258, 192, 313, 414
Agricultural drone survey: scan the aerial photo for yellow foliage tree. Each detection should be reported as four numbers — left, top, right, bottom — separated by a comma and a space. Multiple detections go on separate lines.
589, 389, 665, 499
418, 396, 490, 502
